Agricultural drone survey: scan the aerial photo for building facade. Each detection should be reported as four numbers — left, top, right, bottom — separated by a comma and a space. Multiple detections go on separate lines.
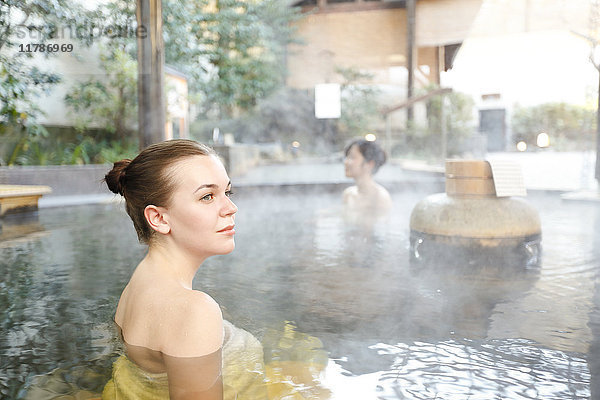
288, 0, 482, 91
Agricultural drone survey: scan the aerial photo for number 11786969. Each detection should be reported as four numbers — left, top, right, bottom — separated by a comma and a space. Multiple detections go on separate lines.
19, 43, 74, 53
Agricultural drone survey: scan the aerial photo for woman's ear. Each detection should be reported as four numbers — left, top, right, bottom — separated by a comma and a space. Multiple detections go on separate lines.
144, 205, 171, 235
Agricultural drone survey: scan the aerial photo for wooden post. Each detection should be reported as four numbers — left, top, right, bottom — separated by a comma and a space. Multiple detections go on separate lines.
385, 113, 392, 159
441, 95, 447, 162
435, 45, 443, 85
596, 69, 600, 182
137, 0, 165, 149
406, 0, 417, 124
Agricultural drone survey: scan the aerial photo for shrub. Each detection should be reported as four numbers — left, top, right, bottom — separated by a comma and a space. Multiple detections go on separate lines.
511, 103, 595, 150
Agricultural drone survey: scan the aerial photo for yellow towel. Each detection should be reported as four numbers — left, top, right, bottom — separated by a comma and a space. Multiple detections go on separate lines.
102, 321, 269, 400
102, 321, 328, 400
102, 355, 169, 399
221, 320, 269, 400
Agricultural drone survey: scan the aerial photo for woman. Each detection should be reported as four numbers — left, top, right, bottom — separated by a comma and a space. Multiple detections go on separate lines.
102, 139, 236, 399
343, 139, 392, 215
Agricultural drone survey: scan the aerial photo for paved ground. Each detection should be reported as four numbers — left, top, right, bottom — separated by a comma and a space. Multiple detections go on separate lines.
235, 151, 598, 191
37, 151, 600, 209
485, 151, 597, 192
233, 158, 420, 185
233, 151, 600, 203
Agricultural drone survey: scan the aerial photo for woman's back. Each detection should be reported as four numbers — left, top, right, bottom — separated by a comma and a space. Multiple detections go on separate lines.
112, 264, 225, 398
115, 262, 224, 367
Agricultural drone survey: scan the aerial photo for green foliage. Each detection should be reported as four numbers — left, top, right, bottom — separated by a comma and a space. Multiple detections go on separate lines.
191, 87, 339, 154
0, 51, 59, 163
97, 139, 139, 163
336, 66, 382, 141
1, 0, 299, 164
0, 0, 94, 165
86, 0, 138, 54
0, 0, 91, 53
396, 87, 476, 159
163, 0, 300, 118
50, 0, 139, 165
1, 122, 49, 165
0, 57, 60, 124
427, 88, 476, 156
10, 133, 138, 166
64, 45, 138, 141
511, 102, 595, 150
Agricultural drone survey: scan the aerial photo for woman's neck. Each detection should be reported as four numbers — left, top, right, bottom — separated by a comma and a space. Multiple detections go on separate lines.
142, 243, 207, 290
354, 174, 376, 194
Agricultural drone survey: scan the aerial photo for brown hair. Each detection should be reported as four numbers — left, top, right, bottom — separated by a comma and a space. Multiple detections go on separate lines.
104, 139, 217, 244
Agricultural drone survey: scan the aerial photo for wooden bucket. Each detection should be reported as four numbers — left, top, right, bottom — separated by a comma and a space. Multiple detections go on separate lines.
445, 160, 495, 196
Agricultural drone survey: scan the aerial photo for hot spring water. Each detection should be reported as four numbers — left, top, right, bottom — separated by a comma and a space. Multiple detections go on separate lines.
0, 187, 597, 399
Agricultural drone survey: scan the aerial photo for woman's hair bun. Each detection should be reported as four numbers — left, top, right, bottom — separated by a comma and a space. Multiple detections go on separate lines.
104, 159, 132, 196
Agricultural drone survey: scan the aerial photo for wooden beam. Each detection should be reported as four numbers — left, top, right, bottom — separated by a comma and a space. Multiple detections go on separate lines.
382, 87, 452, 115
299, 1, 405, 14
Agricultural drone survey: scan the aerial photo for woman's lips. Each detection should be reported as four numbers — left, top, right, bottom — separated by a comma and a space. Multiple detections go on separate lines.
217, 225, 235, 235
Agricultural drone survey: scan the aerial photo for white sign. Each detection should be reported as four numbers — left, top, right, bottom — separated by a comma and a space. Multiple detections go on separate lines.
315, 83, 341, 119
487, 159, 527, 197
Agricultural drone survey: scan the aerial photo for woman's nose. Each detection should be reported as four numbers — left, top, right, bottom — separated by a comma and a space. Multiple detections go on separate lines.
222, 196, 238, 216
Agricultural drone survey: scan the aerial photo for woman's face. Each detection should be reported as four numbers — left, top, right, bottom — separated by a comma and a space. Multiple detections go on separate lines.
163, 155, 238, 258
344, 144, 372, 179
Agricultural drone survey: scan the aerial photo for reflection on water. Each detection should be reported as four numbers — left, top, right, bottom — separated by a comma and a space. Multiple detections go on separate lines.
0, 204, 140, 398
0, 191, 598, 399
371, 338, 589, 399
0, 213, 46, 244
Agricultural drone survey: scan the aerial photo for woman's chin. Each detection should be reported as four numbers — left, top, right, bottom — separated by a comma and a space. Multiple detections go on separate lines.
222, 241, 235, 254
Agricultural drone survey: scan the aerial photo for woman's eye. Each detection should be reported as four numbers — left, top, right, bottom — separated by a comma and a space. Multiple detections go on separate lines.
201, 193, 214, 201
225, 190, 234, 197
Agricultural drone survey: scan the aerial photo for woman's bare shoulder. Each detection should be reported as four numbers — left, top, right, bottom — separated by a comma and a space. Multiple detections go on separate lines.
343, 185, 357, 202
373, 183, 392, 210
343, 185, 357, 195
115, 268, 224, 357
377, 184, 392, 198
159, 290, 224, 358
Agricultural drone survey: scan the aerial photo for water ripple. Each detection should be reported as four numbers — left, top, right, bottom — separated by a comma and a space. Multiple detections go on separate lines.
370, 338, 589, 400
